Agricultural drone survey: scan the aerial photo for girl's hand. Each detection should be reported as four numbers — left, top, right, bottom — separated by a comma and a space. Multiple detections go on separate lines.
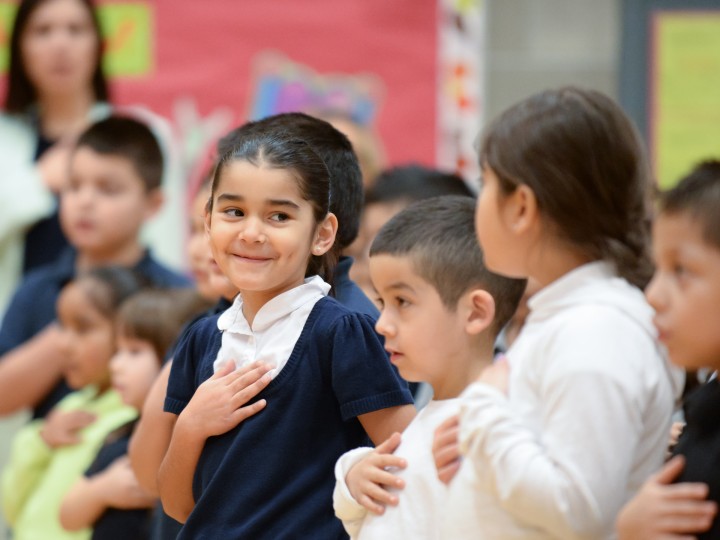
432, 414, 461, 484
40, 409, 96, 448
616, 455, 717, 539
477, 355, 510, 394
178, 360, 272, 440
95, 456, 156, 510
346, 432, 406, 515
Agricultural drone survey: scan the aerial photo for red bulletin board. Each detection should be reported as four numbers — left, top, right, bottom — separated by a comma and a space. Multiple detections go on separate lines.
0, 0, 438, 171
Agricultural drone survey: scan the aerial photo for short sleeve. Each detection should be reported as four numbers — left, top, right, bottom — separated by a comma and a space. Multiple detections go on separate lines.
164, 316, 220, 415
325, 312, 413, 421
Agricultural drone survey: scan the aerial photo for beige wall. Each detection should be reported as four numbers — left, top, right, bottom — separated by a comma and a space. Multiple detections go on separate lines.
484, 0, 620, 124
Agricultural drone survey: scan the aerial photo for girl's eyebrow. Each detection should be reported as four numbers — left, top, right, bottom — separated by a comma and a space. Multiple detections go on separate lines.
214, 193, 300, 210
268, 199, 301, 210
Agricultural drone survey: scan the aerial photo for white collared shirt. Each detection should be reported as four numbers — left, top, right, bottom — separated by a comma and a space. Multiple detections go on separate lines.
213, 276, 330, 378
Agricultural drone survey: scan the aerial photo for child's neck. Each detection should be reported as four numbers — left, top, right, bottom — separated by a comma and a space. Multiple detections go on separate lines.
75, 242, 145, 273
529, 238, 592, 289
432, 338, 496, 401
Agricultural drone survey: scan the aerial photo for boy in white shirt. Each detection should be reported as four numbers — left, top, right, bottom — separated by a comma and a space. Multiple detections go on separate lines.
333, 195, 527, 538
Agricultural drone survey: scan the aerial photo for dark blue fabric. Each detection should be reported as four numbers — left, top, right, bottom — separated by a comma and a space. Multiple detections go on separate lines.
333, 256, 379, 319
0, 248, 191, 418
22, 133, 68, 274
165, 297, 413, 539
671, 379, 720, 539
84, 423, 152, 540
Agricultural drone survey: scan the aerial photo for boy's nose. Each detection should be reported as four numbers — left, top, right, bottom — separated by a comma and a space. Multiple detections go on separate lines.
375, 312, 395, 338
644, 272, 665, 312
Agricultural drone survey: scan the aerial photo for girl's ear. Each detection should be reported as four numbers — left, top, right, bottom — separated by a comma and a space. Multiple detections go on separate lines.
312, 212, 338, 256
204, 205, 212, 234
460, 289, 495, 336
504, 184, 538, 236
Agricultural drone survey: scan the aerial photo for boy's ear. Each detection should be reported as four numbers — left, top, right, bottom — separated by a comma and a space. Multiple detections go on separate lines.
312, 212, 338, 256
143, 188, 164, 221
504, 184, 538, 235
461, 289, 495, 336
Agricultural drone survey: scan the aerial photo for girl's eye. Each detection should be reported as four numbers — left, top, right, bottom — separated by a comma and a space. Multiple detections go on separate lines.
270, 212, 290, 222
375, 297, 385, 309
396, 297, 410, 308
224, 208, 244, 218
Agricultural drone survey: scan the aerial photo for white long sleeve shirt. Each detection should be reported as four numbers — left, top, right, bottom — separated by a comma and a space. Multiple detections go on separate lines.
443, 262, 683, 540
334, 399, 459, 539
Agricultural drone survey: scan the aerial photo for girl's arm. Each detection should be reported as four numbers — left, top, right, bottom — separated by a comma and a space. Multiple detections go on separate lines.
459, 317, 672, 538
128, 361, 175, 496
158, 361, 271, 522
0, 324, 66, 415
60, 456, 155, 531
358, 405, 416, 446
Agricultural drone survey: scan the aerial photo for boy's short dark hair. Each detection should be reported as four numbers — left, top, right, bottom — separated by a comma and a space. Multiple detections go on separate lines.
659, 160, 720, 250
218, 113, 363, 249
365, 164, 475, 206
75, 116, 163, 191
370, 195, 527, 336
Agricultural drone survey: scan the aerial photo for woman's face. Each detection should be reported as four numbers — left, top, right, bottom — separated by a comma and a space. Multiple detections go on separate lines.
20, 0, 99, 97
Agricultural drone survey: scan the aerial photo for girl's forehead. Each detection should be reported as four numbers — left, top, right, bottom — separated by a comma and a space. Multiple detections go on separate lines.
215, 160, 305, 199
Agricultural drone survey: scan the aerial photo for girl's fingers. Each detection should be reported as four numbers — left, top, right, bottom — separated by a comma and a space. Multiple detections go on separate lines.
231, 373, 272, 407
228, 364, 272, 394
434, 442, 460, 470
437, 459, 461, 485
231, 399, 267, 425
212, 359, 236, 378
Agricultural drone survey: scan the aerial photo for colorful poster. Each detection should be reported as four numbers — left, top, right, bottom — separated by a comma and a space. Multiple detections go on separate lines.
651, 11, 720, 188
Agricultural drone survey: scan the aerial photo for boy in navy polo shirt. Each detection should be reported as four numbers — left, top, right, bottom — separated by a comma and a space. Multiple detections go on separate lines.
0, 116, 189, 420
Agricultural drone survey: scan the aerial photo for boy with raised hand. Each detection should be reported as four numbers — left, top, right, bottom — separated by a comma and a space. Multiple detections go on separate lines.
333, 196, 526, 539
0, 116, 190, 420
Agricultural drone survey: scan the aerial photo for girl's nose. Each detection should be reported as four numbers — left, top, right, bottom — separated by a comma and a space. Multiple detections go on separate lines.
239, 217, 266, 243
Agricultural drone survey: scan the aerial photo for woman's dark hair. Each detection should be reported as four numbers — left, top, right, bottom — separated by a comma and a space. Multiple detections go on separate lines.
5, 0, 109, 113
480, 86, 653, 289
210, 123, 339, 285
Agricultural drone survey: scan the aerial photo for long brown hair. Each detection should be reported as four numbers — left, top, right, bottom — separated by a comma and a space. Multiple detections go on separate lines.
480, 87, 653, 289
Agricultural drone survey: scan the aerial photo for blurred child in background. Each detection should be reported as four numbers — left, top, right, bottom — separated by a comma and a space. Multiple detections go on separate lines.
60, 288, 211, 540
1, 266, 145, 540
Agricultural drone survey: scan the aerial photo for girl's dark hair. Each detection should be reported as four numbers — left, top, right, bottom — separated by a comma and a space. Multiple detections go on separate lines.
480, 87, 653, 289
116, 288, 213, 363
5, 0, 109, 113
210, 124, 339, 285
73, 266, 148, 319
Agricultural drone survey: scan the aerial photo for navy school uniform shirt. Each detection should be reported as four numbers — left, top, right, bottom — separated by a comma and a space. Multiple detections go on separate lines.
333, 256, 379, 319
671, 378, 720, 539
84, 421, 152, 540
0, 247, 191, 418
165, 296, 413, 539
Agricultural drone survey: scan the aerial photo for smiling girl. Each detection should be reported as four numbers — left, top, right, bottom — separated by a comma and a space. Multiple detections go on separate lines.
158, 122, 415, 539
